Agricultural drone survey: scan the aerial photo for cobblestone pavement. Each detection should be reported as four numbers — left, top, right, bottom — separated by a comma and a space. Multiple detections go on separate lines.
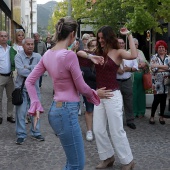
0, 74, 170, 170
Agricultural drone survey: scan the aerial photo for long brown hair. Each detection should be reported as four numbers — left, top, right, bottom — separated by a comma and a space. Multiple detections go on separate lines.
95, 26, 119, 63
52, 16, 78, 43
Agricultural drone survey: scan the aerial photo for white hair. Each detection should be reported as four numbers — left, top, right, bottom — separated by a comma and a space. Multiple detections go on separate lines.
82, 33, 90, 40
133, 38, 139, 45
22, 37, 34, 44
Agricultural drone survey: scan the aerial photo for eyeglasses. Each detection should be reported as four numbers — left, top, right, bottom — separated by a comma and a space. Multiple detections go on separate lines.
16, 29, 24, 32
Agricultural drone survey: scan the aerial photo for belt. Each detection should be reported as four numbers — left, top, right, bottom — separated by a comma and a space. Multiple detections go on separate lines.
54, 101, 79, 108
0, 72, 11, 76
117, 77, 131, 82
56, 101, 64, 108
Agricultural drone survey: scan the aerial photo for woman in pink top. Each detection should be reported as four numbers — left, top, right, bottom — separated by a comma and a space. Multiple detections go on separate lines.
25, 17, 109, 170
77, 26, 137, 170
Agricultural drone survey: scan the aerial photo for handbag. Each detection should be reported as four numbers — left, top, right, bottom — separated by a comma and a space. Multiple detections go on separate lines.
12, 58, 34, 105
142, 72, 152, 90
163, 76, 170, 86
12, 78, 26, 105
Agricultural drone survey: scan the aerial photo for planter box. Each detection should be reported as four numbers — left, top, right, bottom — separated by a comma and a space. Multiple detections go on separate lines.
146, 94, 154, 108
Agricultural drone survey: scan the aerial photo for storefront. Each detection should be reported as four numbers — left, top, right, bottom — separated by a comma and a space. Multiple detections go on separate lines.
0, 0, 24, 43
0, 0, 11, 37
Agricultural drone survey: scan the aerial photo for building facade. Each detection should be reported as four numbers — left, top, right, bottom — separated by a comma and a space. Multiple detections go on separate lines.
0, 0, 37, 42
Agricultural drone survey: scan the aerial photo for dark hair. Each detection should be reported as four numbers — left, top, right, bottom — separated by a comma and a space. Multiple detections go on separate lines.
52, 16, 78, 42
95, 26, 119, 58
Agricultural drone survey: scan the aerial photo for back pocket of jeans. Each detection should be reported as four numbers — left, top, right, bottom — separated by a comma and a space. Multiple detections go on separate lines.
48, 112, 63, 134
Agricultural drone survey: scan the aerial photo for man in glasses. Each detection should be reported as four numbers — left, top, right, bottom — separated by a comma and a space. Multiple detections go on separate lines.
0, 31, 15, 124
116, 37, 138, 129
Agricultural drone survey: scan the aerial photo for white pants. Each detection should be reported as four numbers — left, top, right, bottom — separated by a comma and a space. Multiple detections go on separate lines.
93, 90, 133, 164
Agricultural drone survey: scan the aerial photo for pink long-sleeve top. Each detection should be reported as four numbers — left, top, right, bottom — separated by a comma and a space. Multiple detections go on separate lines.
25, 49, 100, 115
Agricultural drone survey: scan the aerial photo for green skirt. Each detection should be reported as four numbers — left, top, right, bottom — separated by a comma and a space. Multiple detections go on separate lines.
133, 72, 146, 117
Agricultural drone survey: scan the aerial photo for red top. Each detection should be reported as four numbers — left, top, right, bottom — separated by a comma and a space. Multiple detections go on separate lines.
78, 50, 94, 68
78, 57, 93, 68
95, 57, 119, 90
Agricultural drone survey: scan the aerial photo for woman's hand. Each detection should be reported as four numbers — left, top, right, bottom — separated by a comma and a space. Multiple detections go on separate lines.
34, 111, 40, 130
71, 41, 79, 51
151, 64, 159, 69
117, 67, 124, 74
90, 55, 104, 65
138, 62, 146, 69
120, 27, 131, 36
97, 87, 114, 99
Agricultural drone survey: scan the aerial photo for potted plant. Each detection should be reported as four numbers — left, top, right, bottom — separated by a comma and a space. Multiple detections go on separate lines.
145, 88, 154, 108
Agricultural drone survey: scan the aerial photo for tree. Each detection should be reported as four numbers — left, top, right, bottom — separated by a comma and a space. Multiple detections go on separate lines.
48, 0, 170, 51
120, 0, 170, 34
47, 1, 68, 34
48, 0, 127, 35
120, 0, 170, 53
71, 0, 127, 34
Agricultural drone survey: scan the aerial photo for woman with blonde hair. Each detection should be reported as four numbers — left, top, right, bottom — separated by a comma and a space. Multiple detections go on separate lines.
77, 37, 97, 141
82, 33, 91, 50
10, 29, 25, 71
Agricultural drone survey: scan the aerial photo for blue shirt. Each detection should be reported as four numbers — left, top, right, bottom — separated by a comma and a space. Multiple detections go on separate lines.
14, 51, 41, 93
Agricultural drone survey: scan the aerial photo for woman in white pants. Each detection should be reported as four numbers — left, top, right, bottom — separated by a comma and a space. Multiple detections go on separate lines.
77, 26, 137, 170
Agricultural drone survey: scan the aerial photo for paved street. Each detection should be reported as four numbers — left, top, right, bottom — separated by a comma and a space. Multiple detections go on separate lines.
0, 74, 170, 170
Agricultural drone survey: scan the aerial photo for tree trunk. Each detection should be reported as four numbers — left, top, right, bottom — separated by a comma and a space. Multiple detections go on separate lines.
151, 30, 156, 56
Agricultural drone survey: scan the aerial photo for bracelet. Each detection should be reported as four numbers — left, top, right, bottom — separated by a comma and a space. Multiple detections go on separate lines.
87, 53, 93, 59
155, 67, 158, 73
127, 30, 132, 36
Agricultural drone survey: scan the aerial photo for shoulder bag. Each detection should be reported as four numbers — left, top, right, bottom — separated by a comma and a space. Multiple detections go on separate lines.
12, 58, 34, 105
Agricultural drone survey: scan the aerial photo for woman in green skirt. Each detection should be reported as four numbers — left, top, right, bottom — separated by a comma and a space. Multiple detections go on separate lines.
130, 38, 148, 118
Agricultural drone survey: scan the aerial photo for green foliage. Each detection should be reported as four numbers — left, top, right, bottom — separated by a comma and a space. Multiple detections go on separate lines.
47, 1, 68, 34
121, 0, 170, 34
48, 0, 170, 35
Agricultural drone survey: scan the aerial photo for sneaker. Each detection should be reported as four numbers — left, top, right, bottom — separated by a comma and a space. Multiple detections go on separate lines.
25, 118, 28, 124
31, 135, 45, 141
78, 109, 81, 116
86, 131, 93, 141
16, 138, 25, 145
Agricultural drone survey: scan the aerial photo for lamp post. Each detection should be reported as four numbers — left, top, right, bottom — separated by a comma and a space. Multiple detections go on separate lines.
67, 0, 72, 16
30, 0, 33, 37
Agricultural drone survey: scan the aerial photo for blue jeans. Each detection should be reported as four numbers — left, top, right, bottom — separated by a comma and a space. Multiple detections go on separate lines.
48, 101, 85, 170
15, 91, 41, 139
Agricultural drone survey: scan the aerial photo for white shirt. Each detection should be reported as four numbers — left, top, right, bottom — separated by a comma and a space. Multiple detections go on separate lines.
47, 43, 51, 48
17, 45, 23, 53
0, 45, 11, 74
117, 59, 138, 80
